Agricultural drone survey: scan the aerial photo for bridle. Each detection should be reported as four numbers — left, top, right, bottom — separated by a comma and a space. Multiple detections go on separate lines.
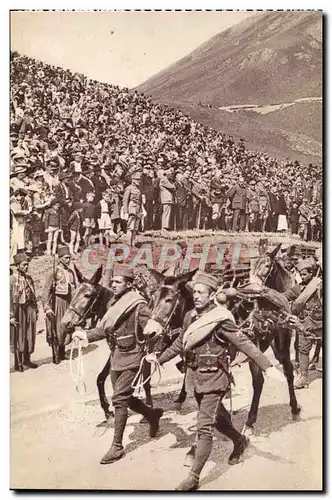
255, 256, 274, 286
68, 285, 104, 327
150, 284, 180, 334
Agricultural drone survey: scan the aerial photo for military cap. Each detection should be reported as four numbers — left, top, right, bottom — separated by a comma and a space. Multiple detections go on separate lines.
193, 271, 218, 291
112, 264, 134, 281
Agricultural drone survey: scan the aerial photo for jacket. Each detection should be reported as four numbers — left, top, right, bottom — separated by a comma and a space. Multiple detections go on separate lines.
226, 184, 248, 210
158, 303, 272, 394
123, 184, 143, 216
41, 263, 77, 308
86, 294, 151, 371
159, 176, 175, 205
210, 177, 226, 203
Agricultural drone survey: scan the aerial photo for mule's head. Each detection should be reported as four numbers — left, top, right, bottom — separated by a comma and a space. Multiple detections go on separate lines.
252, 243, 281, 285
143, 269, 197, 339
61, 265, 104, 332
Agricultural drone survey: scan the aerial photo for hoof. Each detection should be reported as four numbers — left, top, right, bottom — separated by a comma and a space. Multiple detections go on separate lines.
241, 425, 254, 437
172, 402, 182, 412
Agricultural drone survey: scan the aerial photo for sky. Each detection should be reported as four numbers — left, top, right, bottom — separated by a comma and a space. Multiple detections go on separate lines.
11, 11, 252, 88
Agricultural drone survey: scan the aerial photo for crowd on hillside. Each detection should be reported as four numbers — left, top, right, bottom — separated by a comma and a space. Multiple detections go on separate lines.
10, 52, 322, 260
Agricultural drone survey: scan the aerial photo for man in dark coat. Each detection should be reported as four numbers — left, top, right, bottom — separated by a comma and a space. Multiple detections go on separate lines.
10, 253, 38, 371
158, 271, 284, 491
91, 164, 109, 203
73, 265, 163, 465
174, 172, 190, 230
226, 176, 249, 232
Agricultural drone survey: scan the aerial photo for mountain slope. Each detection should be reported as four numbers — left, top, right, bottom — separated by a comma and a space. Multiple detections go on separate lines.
136, 11, 322, 106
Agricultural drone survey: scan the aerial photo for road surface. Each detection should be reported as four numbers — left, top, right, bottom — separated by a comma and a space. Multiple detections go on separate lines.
10, 333, 322, 491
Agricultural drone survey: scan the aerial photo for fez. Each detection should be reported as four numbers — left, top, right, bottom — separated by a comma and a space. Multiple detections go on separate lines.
57, 246, 71, 258
13, 253, 29, 265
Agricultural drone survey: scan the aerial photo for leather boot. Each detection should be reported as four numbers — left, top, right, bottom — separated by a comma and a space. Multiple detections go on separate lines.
175, 473, 200, 491
100, 406, 128, 464
228, 435, 250, 465
184, 444, 196, 468
23, 353, 38, 369
100, 444, 125, 465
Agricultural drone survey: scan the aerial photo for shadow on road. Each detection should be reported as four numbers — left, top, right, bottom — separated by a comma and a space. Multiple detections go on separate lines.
200, 401, 322, 489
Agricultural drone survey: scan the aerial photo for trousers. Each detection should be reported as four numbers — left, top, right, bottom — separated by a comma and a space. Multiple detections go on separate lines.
191, 390, 242, 476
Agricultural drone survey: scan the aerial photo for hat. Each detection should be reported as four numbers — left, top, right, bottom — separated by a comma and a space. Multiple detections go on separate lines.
13, 253, 29, 265
193, 271, 218, 291
57, 246, 71, 258
112, 264, 134, 281
297, 259, 315, 273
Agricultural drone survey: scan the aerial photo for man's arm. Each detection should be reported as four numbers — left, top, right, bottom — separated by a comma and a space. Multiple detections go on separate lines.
158, 329, 185, 365
216, 319, 272, 372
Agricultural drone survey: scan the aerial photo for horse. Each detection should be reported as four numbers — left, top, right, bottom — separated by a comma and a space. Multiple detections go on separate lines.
60, 264, 153, 423
144, 264, 302, 437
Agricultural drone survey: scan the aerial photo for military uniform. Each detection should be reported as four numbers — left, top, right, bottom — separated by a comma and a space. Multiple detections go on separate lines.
158, 272, 272, 490
285, 259, 322, 387
41, 247, 77, 363
122, 182, 143, 232
83, 265, 163, 464
10, 253, 38, 371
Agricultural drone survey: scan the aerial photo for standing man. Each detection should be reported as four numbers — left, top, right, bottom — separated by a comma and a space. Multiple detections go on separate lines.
210, 167, 226, 231
41, 245, 77, 364
158, 271, 284, 491
122, 170, 144, 246
174, 172, 189, 231
159, 169, 176, 231
10, 253, 38, 372
226, 176, 249, 232
285, 259, 322, 389
72, 265, 163, 465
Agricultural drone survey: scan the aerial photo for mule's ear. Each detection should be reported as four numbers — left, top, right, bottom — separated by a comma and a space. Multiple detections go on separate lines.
74, 264, 87, 284
89, 265, 103, 286
268, 243, 282, 260
170, 268, 198, 287
148, 269, 166, 284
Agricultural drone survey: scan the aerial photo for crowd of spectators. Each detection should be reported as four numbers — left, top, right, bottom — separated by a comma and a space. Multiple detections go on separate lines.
10, 52, 322, 261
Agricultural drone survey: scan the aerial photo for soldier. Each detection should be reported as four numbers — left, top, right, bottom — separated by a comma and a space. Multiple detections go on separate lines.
158, 271, 284, 491
41, 245, 78, 364
10, 253, 38, 372
285, 258, 322, 389
209, 167, 225, 231
72, 265, 163, 465
122, 169, 144, 246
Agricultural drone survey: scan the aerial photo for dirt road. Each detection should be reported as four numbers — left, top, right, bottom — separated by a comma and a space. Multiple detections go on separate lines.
10, 335, 322, 491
